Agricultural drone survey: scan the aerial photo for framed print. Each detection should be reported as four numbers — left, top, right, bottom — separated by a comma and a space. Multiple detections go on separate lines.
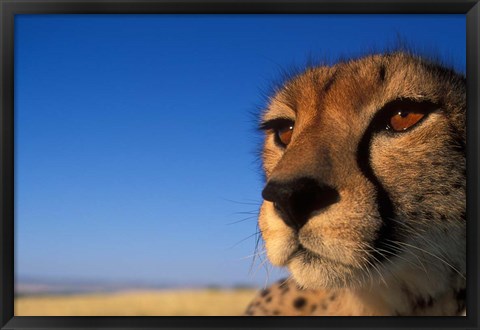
1, 1, 479, 329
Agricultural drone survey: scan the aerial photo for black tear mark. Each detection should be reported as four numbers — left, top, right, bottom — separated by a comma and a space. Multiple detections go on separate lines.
356, 112, 397, 263
293, 297, 307, 309
260, 289, 270, 297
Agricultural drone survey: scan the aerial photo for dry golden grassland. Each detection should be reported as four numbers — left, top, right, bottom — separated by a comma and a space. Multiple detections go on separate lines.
15, 289, 258, 316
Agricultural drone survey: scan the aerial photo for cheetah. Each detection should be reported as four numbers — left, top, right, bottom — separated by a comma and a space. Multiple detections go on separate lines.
245, 52, 466, 316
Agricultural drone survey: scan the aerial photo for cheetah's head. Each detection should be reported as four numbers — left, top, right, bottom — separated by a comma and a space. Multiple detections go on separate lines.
258, 52, 466, 289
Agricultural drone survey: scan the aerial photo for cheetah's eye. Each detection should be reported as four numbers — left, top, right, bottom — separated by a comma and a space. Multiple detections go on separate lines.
276, 125, 294, 146
259, 118, 295, 147
387, 111, 425, 132
378, 99, 437, 133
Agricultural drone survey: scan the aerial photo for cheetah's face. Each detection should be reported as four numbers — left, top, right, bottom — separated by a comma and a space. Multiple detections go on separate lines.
258, 53, 466, 289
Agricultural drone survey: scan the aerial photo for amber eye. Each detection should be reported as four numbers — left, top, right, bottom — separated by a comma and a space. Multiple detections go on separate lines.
276, 124, 294, 146
259, 118, 295, 147
388, 110, 425, 132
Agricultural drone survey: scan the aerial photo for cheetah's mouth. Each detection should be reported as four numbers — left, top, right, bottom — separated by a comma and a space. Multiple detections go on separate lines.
289, 243, 363, 270
295, 245, 319, 259
291, 244, 335, 265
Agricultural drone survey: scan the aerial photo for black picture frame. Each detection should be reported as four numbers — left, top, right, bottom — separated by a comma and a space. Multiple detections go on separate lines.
1, 1, 478, 329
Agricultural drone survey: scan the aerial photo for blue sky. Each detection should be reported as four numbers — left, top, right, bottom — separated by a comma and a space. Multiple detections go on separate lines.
14, 14, 465, 288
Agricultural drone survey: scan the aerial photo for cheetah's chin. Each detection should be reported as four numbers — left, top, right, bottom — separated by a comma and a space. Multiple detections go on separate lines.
287, 245, 366, 289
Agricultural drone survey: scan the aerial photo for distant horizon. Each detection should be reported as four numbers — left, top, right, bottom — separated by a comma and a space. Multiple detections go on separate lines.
16, 273, 261, 287
15, 14, 465, 288
15, 274, 263, 297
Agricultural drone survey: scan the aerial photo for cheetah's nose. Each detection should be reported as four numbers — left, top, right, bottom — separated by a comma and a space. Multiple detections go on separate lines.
262, 177, 340, 230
